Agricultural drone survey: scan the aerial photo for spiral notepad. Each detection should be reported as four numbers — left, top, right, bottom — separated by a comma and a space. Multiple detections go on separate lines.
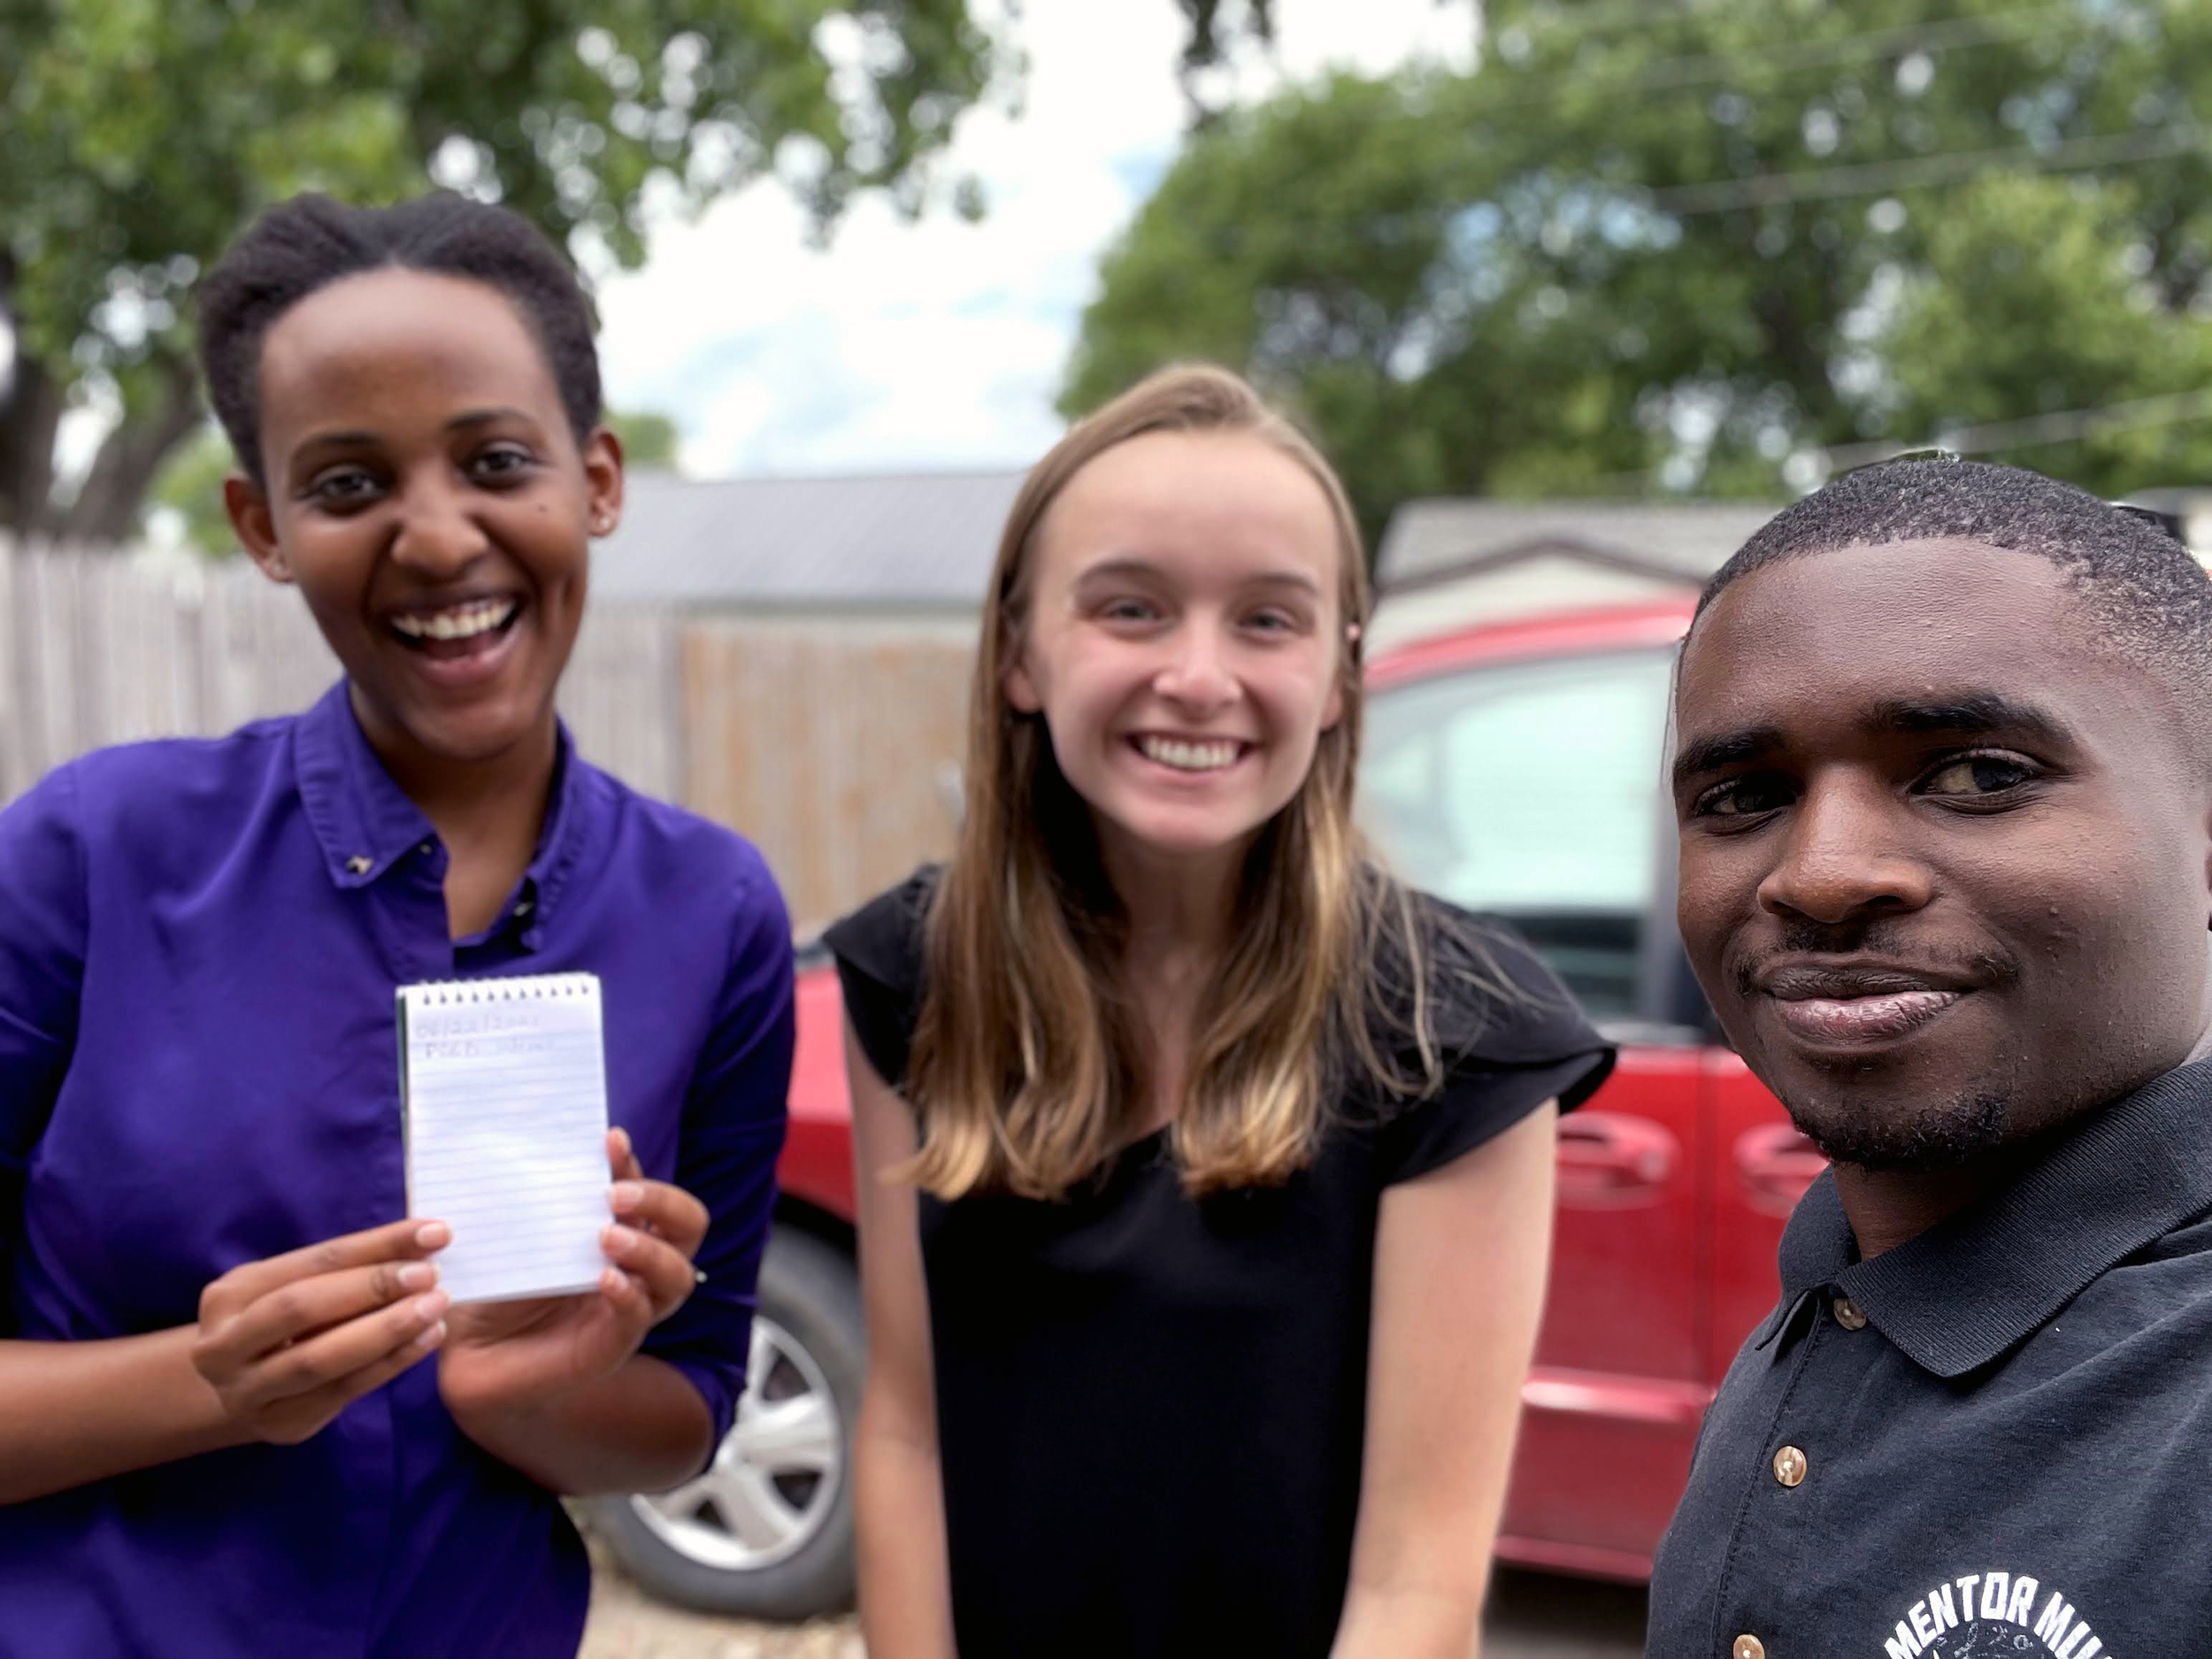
397, 973, 610, 1305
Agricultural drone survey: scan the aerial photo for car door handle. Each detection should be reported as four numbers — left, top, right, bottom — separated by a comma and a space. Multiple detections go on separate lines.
1732, 1123, 1828, 1217
1555, 1111, 1678, 1208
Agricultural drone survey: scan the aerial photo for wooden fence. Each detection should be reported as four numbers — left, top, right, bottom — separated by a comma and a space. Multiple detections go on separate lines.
682, 618, 974, 930
0, 538, 972, 928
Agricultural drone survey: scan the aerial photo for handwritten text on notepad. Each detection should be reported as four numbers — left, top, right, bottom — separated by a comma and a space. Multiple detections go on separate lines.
400, 974, 611, 1306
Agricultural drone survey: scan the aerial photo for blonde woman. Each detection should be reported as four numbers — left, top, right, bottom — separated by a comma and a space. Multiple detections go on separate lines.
822, 365, 1613, 1659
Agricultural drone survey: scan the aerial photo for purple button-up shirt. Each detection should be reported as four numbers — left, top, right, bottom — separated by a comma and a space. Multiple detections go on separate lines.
0, 683, 794, 1658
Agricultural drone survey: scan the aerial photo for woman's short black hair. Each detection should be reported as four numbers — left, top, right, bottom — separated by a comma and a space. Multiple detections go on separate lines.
196, 192, 602, 483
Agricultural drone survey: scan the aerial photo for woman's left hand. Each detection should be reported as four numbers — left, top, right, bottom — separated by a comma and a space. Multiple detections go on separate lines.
437, 1127, 708, 1424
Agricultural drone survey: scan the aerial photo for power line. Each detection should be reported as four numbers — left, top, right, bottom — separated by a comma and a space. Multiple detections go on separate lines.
1648, 122, 2207, 214
1197, 10, 2188, 235
1576, 388, 2212, 497
1497, 0, 1709, 42
1586, 6, 2066, 97
1816, 387, 2212, 470
1479, 5, 2078, 112
1647, 6, 2069, 90
1166, 120, 2201, 260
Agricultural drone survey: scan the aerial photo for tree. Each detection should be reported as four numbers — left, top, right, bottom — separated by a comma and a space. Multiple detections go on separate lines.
606, 410, 681, 472
0, 0, 998, 543
1064, 0, 2212, 541
143, 428, 237, 557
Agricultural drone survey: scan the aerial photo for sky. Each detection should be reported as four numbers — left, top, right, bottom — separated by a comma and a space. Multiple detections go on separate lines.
11, 0, 1471, 504
593, 0, 1475, 480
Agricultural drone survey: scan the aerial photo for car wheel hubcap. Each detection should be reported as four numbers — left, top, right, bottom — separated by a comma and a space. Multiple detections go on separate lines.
628, 1315, 842, 1571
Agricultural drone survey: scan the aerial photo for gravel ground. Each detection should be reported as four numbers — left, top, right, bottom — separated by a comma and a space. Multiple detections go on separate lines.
579, 1558, 1647, 1659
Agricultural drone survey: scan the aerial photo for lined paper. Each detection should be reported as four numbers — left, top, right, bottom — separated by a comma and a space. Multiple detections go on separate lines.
399, 973, 610, 1305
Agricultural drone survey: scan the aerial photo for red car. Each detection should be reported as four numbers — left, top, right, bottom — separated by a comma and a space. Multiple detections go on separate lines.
584, 598, 1819, 1618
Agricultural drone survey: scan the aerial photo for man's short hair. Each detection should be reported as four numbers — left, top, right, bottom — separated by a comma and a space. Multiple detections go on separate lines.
1695, 458, 2212, 743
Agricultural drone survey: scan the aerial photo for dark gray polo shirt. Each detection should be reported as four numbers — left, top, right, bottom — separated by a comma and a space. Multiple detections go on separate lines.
1647, 1059, 2212, 1659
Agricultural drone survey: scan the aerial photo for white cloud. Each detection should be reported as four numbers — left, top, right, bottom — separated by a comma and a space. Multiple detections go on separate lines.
595, 0, 1475, 479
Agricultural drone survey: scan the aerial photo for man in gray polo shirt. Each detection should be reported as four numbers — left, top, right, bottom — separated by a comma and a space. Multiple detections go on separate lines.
1649, 458, 2212, 1659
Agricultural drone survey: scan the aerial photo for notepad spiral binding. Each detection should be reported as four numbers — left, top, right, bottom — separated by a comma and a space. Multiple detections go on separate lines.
403, 973, 599, 1006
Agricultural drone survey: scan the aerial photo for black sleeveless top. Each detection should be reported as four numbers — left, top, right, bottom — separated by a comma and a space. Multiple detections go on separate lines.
823, 870, 1613, 1659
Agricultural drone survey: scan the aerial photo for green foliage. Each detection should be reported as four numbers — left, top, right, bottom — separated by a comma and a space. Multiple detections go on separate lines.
6, 0, 996, 359
0, 0, 999, 538
146, 425, 239, 557
605, 409, 680, 471
1878, 174, 2212, 494
1065, 0, 2212, 539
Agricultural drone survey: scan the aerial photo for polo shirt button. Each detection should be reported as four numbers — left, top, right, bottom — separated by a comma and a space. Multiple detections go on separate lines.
345, 855, 373, 874
1772, 1444, 1808, 1487
1832, 1294, 1867, 1330
1734, 1636, 1766, 1659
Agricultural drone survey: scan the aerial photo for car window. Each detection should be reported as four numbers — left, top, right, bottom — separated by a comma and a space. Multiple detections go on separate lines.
1358, 648, 1676, 1020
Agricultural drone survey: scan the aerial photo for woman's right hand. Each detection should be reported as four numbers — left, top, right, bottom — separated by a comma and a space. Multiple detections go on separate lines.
189, 1217, 453, 1446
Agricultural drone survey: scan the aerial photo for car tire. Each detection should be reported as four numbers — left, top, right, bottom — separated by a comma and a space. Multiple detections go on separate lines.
584, 1225, 863, 1620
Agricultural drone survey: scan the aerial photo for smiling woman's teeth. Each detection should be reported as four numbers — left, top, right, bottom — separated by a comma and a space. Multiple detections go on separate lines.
390, 600, 518, 642
1139, 736, 1240, 772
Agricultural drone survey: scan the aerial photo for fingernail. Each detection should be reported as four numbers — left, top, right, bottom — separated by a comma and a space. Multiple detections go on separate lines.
418, 1290, 450, 1321
415, 1221, 450, 1249
611, 1181, 645, 1212
606, 1224, 640, 1254
418, 1320, 447, 1349
397, 1263, 434, 1292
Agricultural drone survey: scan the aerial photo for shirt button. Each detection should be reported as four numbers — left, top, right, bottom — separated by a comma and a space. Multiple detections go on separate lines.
345, 854, 373, 874
1772, 1444, 1808, 1487
1832, 1294, 1867, 1330
1734, 1636, 1766, 1659
419, 841, 434, 856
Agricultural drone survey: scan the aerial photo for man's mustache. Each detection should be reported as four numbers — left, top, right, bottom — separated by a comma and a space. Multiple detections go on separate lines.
1731, 920, 2022, 1000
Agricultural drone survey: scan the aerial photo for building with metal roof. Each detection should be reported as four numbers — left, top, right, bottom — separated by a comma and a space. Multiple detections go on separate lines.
588, 469, 1025, 618
1369, 498, 1786, 651
594, 472, 1786, 630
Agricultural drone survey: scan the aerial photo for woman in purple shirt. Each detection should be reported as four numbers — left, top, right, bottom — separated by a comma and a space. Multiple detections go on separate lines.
0, 196, 794, 1657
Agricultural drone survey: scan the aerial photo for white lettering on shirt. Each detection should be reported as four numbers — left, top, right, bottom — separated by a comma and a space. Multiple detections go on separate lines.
1980, 1571, 2011, 1620
1870, 1571, 2107, 1657
1927, 1584, 1959, 1633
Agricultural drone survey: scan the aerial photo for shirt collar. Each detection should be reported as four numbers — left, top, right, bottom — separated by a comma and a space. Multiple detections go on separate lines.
293, 681, 595, 926
1767, 1058, 2212, 1379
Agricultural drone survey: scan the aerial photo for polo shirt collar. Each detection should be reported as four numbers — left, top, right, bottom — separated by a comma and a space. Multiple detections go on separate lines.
293, 681, 593, 926
1769, 1057, 2212, 1379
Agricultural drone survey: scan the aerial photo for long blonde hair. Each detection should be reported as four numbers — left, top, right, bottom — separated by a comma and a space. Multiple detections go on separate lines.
906, 364, 1476, 1200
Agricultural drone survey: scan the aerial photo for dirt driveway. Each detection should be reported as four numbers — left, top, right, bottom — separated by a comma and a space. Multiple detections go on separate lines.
579, 1560, 1647, 1658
